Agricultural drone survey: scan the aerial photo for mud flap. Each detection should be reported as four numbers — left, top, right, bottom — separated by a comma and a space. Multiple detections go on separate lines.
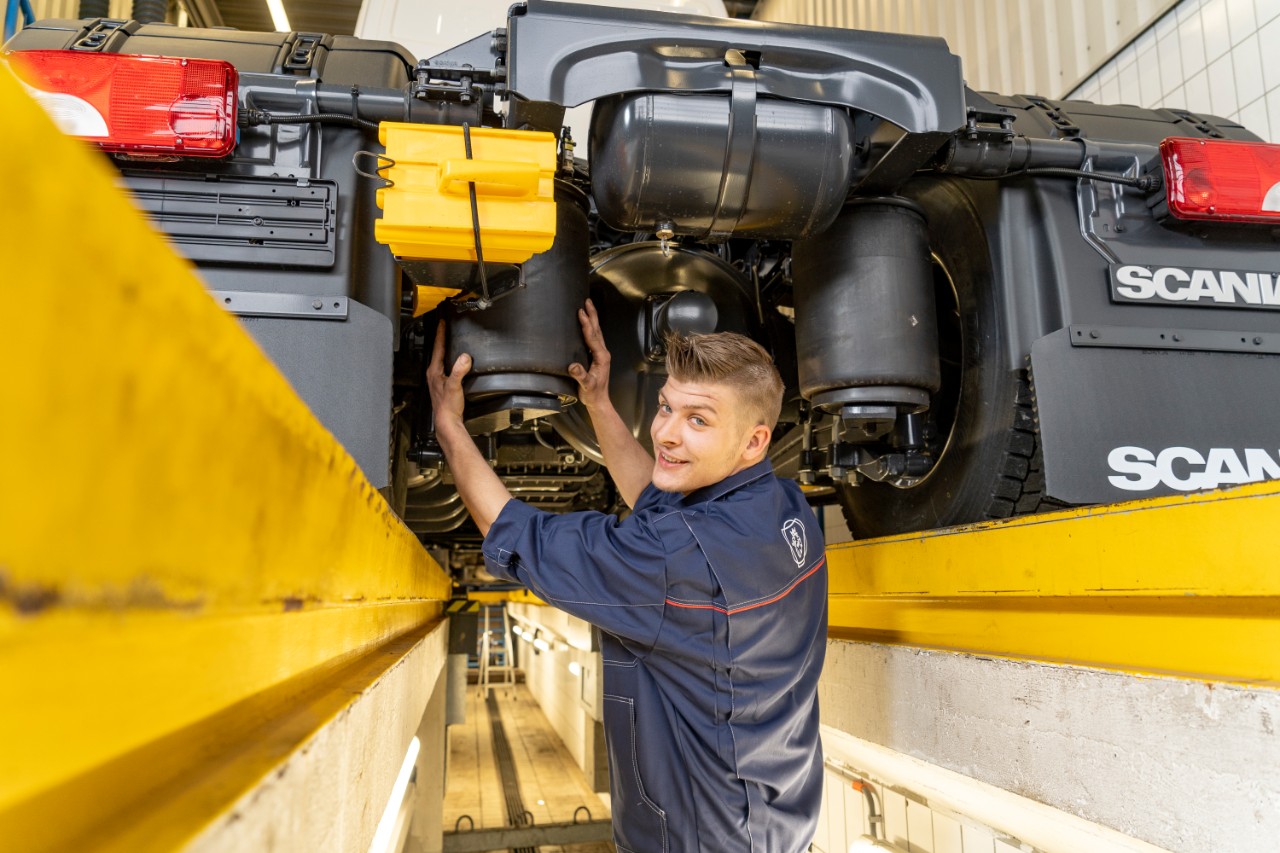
1031, 327, 1280, 504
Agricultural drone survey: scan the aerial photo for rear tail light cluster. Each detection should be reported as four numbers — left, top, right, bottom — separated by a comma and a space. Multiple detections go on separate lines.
1160, 136, 1280, 223
7, 49, 237, 157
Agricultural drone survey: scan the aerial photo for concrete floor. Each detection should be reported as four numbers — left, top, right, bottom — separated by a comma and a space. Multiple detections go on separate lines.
444, 682, 614, 852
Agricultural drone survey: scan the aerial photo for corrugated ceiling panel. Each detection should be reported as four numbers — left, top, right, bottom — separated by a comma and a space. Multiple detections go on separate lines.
27, 0, 362, 35
753, 0, 1181, 98
28, 0, 132, 19
1058, 3, 1087, 96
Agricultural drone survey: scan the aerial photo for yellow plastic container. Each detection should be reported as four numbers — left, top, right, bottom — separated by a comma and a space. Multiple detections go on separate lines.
374, 123, 558, 264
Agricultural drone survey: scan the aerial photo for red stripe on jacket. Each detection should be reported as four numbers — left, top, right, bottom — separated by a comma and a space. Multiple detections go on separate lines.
664, 557, 826, 615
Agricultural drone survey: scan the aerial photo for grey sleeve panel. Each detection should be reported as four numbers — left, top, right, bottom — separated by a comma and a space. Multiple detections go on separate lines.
482, 499, 669, 649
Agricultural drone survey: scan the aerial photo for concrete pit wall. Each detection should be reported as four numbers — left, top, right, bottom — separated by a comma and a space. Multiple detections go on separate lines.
818, 640, 1280, 853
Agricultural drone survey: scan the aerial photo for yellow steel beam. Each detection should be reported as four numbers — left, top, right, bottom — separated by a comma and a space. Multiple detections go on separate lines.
828, 480, 1280, 685
0, 62, 451, 850
469, 589, 546, 605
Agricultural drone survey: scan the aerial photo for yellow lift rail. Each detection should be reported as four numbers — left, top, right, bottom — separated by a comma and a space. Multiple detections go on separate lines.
828, 480, 1280, 686
469, 589, 545, 606
0, 63, 450, 850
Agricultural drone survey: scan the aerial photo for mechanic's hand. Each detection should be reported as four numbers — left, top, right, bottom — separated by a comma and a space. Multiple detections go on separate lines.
568, 299, 612, 411
426, 319, 471, 428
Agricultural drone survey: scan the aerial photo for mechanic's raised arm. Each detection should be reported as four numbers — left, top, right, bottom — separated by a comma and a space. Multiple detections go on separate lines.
568, 299, 654, 509
426, 321, 512, 536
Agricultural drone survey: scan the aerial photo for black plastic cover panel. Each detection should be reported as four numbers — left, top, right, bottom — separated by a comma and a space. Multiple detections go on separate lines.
240, 301, 394, 490
507, 0, 966, 134
6, 19, 416, 81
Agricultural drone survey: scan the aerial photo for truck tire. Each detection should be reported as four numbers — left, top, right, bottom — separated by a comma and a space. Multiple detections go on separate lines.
382, 412, 411, 518
836, 180, 1065, 538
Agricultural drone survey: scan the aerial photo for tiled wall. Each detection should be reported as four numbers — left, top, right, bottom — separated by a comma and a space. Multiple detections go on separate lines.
1069, 0, 1280, 141
811, 761, 1023, 853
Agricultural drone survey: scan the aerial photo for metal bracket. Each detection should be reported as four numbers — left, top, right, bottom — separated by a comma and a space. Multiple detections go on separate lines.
1074, 141, 1156, 265
1029, 97, 1081, 138
940, 97, 1018, 177
211, 291, 349, 320
1068, 324, 1280, 355
963, 102, 1016, 142
72, 19, 132, 51
413, 30, 507, 104
1165, 108, 1229, 139
706, 50, 758, 241
282, 33, 326, 74
463, 394, 565, 435
353, 150, 395, 188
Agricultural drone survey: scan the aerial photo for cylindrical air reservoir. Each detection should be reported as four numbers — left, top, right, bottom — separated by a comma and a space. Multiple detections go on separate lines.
792, 200, 940, 412
590, 93, 854, 240
449, 181, 590, 405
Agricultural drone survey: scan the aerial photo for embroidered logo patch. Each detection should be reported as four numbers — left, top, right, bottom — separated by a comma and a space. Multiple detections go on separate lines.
781, 518, 807, 567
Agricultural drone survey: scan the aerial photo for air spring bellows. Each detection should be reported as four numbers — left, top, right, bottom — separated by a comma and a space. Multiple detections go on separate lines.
447, 181, 590, 431
792, 201, 940, 412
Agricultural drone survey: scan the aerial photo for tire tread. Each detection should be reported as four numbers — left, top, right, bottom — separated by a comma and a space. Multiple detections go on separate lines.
987, 369, 1071, 520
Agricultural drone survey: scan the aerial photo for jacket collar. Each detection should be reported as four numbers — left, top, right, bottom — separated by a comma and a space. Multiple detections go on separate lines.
680, 459, 774, 507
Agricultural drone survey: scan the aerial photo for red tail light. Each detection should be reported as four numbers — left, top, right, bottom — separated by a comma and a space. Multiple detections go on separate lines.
7, 49, 237, 157
1160, 136, 1280, 223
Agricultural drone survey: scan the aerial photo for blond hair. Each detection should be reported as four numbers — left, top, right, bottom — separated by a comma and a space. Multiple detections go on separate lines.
664, 332, 784, 430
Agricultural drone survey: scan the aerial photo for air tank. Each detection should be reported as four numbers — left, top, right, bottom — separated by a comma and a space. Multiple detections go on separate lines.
792, 200, 940, 412
590, 92, 854, 240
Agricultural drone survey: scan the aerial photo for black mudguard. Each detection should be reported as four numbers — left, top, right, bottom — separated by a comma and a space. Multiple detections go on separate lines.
960, 94, 1280, 506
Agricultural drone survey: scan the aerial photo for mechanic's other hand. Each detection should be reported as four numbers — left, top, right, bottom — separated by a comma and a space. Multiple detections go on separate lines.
568, 299, 612, 410
426, 319, 470, 427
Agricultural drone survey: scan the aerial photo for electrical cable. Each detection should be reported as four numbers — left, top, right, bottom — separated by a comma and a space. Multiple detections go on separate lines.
1025, 166, 1159, 190
461, 121, 492, 306
959, 165, 1160, 192
238, 108, 380, 132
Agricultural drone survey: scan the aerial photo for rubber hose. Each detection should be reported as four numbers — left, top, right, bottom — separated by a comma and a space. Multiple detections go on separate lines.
77, 0, 110, 17
130, 0, 167, 24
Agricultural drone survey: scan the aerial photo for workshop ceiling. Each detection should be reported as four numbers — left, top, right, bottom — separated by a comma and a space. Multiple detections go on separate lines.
215, 0, 361, 36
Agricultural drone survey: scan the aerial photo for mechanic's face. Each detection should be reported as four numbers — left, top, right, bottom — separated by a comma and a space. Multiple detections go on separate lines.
649, 377, 771, 494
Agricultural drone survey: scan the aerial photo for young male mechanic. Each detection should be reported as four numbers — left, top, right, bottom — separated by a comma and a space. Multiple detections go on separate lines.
426, 300, 827, 852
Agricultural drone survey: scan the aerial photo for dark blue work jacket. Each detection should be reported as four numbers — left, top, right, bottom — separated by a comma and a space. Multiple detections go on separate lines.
482, 459, 827, 852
